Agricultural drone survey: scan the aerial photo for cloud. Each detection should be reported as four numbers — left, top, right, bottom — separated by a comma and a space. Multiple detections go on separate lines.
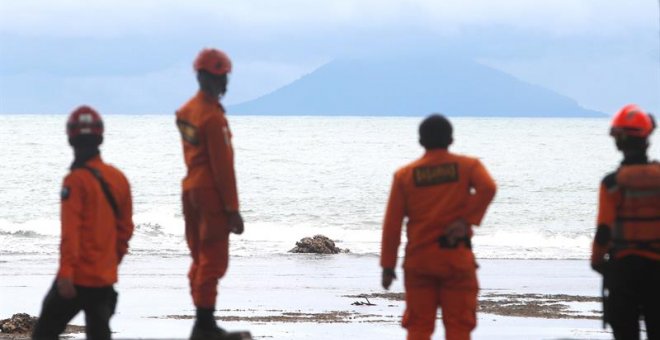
1, 0, 656, 39
0, 64, 195, 114
0, 0, 658, 114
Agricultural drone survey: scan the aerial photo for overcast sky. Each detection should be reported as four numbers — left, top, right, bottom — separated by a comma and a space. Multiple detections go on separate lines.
1, 0, 659, 114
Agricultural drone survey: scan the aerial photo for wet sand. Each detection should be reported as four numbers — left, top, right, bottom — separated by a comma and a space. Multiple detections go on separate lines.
156, 292, 601, 326
0, 255, 612, 339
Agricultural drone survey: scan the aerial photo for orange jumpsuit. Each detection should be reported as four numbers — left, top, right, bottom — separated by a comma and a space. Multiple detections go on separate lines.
381, 149, 496, 340
58, 156, 134, 286
176, 91, 239, 309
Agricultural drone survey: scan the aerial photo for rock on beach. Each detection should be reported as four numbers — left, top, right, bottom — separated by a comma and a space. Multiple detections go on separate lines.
0, 314, 36, 335
289, 235, 349, 254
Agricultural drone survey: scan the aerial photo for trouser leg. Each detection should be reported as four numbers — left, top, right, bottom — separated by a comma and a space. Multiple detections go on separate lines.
195, 238, 229, 308
184, 188, 230, 309
608, 258, 641, 340
32, 282, 82, 340
644, 290, 660, 340
640, 258, 660, 340
184, 191, 202, 307
438, 269, 478, 340
79, 286, 117, 340
403, 270, 439, 340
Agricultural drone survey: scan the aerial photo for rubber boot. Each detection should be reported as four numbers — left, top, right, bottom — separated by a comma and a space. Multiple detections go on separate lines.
189, 308, 253, 340
190, 308, 224, 340
191, 325, 252, 340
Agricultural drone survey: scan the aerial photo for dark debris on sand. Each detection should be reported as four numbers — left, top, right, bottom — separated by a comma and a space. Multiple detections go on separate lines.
478, 293, 601, 320
160, 310, 394, 324
345, 292, 601, 320
343, 292, 405, 301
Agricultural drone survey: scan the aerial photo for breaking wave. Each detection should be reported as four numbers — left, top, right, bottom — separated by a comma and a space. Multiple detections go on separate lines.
0, 217, 592, 260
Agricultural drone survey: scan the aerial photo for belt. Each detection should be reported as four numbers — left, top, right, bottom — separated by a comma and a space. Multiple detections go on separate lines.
438, 236, 472, 249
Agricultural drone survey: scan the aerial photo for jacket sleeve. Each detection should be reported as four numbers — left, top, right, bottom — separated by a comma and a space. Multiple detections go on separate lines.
592, 184, 617, 265
206, 114, 239, 212
463, 159, 497, 226
116, 174, 134, 263
57, 174, 84, 280
380, 172, 406, 269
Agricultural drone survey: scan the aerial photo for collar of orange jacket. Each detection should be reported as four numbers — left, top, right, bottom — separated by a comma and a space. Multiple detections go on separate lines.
195, 90, 227, 113
196, 90, 220, 105
423, 149, 449, 158
85, 155, 103, 167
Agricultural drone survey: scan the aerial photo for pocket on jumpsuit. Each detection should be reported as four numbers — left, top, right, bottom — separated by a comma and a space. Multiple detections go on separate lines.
196, 188, 230, 242
448, 248, 478, 274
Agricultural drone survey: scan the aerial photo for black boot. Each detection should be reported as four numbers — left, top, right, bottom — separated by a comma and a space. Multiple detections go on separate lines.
191, 324, 252, 340
190, 308, 225, 340
190, 325, 229, 340
190, 308, 252, 340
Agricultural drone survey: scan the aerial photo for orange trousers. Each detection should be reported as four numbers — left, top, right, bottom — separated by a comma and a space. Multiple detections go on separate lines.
182, 187, 230, 309
402, 248, 478, 340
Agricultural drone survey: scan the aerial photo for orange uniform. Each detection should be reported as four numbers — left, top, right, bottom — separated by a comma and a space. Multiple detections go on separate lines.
58, 156, 134, 287
176, 91, 239, 308
381, 149, 496, 340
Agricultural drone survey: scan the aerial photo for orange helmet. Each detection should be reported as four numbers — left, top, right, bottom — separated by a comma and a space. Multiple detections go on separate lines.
66, 105, 104, 138
610, 104, 655, 138
193, 48, 232, 76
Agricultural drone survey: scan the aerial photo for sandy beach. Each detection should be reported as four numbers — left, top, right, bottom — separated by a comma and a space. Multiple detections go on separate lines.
1, 254, 613, 339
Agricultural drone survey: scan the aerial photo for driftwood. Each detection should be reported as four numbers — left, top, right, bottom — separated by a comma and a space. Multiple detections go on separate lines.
351, 296, 376, 306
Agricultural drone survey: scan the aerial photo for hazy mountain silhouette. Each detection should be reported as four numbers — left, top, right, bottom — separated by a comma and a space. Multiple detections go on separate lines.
229, 57, 604, 117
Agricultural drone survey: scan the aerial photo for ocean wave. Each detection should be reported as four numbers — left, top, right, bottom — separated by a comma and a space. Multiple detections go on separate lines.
1, 217, 594, 260
0, 230, 46, 238
0, 218, 60, 237
134, 222, 168, 237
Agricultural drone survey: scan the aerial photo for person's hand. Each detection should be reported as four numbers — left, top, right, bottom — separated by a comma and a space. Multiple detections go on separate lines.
57, 278, 77, 299
591, 247, 610, 275
228, 211, 244, 235
382, 268, 396, 290
444, 219, 468, 246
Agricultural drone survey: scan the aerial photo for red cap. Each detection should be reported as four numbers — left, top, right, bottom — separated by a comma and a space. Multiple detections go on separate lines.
66, 105, 104, 138
610, 104, 655, 138
193, 48, 232, 75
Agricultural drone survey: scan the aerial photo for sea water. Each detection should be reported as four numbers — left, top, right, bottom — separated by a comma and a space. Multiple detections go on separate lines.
1, 115, 658, 261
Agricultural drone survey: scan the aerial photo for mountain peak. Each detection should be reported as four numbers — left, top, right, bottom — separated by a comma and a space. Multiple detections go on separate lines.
229, 57, 604, 117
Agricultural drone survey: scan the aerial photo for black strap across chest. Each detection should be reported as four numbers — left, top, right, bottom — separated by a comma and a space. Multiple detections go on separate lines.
79, 166, 120, 218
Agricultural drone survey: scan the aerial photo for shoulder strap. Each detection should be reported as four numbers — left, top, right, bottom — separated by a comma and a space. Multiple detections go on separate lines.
80, 166, 120, 218
602, 171, 618, 191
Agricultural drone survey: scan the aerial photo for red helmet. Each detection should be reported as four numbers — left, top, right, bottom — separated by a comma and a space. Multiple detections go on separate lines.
193, 48, 232, 75
66, 105, 104, 138
610, 104, 655, 138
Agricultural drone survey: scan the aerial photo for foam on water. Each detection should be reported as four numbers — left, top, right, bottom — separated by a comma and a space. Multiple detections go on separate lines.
0, 214, 600, 260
